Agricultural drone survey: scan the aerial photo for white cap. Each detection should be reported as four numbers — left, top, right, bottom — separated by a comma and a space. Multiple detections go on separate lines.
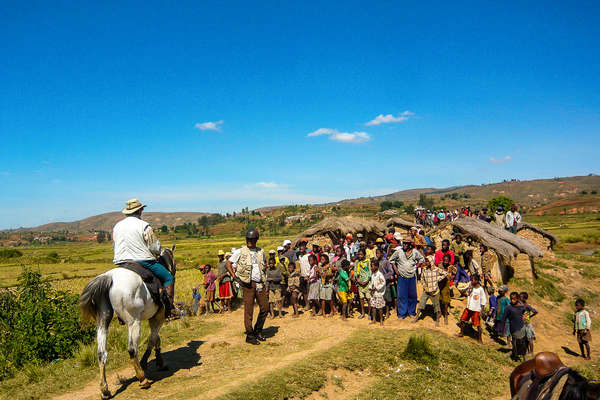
269, 249, 276, 254
393, 232, 403, 240
283, 239, 292, 246
277, 246, 284, 251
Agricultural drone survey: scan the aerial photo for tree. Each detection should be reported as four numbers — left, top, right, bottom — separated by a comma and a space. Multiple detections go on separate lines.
96, 231, 106, 243
404, 204, 415, 214
487, 196, 514, 212
417, 194, 434, 210
160, 225, 168, 233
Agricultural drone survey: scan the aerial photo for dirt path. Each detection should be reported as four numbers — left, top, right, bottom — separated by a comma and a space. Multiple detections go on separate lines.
52, 281, 596, 400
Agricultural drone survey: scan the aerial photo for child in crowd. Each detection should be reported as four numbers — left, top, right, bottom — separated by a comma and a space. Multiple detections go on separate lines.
337, 259, 351, 320
457, 274, 487, 343
414, 256, 447, 327
369, 259, 386, 326
319, 254, 335, 317
494, 285, 510, 340
352, 249, 372, 319
484, 286, 497, 330
191, 287, 202, 316
573, 298, 592, 360
307, 254, 321, 316
520, 292, 537, 356
438, 254, 453, 325
203, 264, 217, 314
502, 292, 527, 360
287, 263, 301, 317
266, 258, 284, 318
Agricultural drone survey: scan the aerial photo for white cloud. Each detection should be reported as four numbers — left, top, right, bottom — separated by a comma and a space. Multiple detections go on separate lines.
365, 111, 415, 126
307, 128, 371, 144
194, 120, 224, 131
489, 155, 512, 163
252, 182, 281, 189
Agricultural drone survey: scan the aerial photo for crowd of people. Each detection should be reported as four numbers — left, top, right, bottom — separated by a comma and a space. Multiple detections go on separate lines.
415, 204, 522, 232
187, 219, 591, 359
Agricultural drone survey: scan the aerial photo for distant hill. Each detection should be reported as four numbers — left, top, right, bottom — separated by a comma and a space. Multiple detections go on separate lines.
11, 212, 211, 233
334, 175, 600, 210
8, 175, 600, 233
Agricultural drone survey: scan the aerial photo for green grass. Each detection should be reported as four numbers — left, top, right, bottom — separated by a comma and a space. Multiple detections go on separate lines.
211, 329, 512, 400
0, 319, 223, 400
533, 272, 565, 303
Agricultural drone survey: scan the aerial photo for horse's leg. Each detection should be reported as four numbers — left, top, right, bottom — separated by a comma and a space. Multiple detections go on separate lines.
128, 320, 150, 388
97, 304, 113, 399
153, 312, 167, 369
140, 312, 165, 370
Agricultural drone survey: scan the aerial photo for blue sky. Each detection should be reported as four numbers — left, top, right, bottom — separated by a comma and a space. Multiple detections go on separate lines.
1, 1, 599, 229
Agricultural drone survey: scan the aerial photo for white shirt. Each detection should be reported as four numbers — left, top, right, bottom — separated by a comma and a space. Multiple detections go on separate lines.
299, 253, 311, 277
229, 248, 262, 282
369, 270, 386, 298
466, 286, 487, 312
505, 211, 521, 228
113, 216, 159, 264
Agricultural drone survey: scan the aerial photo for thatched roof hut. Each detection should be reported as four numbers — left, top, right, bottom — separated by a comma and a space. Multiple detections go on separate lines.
292, 217, 386, 247
516, 222, 558, 251
385, 216, 418, 230
427, 216, 547, 283
451, 217, 543, 261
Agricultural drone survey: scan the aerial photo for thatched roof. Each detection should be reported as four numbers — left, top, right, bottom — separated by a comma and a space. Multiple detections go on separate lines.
292, 217, 386, 247
385, 216, 418, 230
516, 222, 559, 247
451, 217, 543, 262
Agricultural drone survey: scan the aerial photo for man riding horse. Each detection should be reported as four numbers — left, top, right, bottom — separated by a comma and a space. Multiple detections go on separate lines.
113, 198, 175, 311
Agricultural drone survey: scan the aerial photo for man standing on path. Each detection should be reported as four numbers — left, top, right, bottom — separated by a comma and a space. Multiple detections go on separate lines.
226, 229, 269, 345
389, 239, 425, 319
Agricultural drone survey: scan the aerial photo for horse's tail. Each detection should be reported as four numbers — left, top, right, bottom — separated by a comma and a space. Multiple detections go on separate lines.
79, 273, 113, 324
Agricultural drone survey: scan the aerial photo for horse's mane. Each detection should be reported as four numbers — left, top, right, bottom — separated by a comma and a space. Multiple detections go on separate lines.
561, 369, 600, 400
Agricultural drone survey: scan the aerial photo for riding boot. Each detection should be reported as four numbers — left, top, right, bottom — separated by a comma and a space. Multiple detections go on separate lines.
164, 283, 175, 318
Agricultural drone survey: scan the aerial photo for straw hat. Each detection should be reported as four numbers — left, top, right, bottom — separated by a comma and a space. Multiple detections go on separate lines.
122, 198, 145, 214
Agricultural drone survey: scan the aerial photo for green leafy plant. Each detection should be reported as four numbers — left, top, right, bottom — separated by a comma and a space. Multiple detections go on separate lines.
487, 196, 514, 212
0, 268, 94, 381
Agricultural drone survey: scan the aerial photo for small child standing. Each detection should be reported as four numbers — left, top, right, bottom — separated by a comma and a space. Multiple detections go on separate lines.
287, 263, 301, 317
337, 259, 351, 320
484, 286, 497, 330
573, 298, 592, 360
307, 254, 321, 316
457, 274, 487, 343
494, 285, 510, 340
266, 258, 284, 318
203, 265, 217, 314
319, 254, 335, 317
368, 259, 386, 326
520, 292, 537, 356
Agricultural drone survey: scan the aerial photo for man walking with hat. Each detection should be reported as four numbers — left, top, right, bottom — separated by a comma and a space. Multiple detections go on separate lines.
226, 228, 269, 345
113, 198, 175, 311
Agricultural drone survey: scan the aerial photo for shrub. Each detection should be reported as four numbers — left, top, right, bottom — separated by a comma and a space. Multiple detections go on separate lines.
487, 196, 514, 213
0, 268, 95, 381
0, 248, 23, 259
403, 334, 439, 364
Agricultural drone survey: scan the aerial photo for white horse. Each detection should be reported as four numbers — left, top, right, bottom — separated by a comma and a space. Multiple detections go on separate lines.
79, 245, 176, 399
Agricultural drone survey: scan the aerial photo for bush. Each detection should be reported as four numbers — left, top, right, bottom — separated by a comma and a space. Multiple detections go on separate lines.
0, 268, 95, 381
488, 196, 514, 213
0, 248, 23, 259
403, 334, 439, 364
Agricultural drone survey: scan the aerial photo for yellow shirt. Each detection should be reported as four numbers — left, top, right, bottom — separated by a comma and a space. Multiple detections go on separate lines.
365, 247, 376, 261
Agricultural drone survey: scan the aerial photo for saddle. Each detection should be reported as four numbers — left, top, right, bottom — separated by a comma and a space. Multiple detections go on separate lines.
119, 262, 171, 318
514, 353, 570, 400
